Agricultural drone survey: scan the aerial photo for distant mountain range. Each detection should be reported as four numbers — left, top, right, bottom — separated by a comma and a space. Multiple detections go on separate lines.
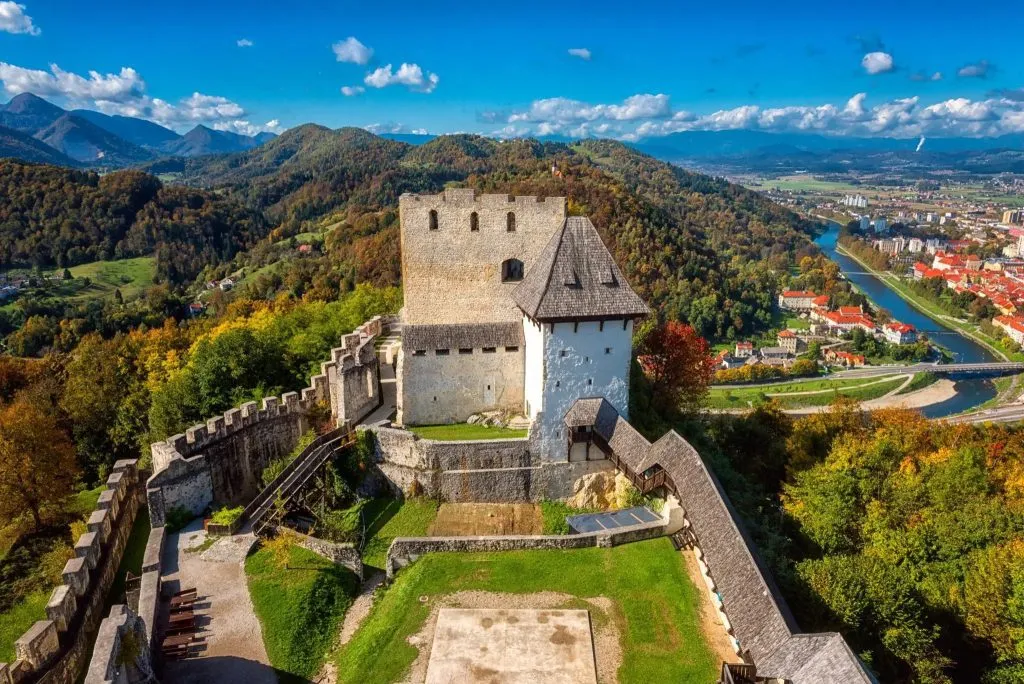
0, 93, 276, 167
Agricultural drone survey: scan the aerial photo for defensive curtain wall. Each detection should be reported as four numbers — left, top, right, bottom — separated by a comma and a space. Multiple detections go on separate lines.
0, 461, 145, 684
145, 316, 385, 528
397, 322, 525, 426
399, 190, 566, 326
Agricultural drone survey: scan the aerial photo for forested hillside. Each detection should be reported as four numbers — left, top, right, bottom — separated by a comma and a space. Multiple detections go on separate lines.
178, 131, 818, 342
0, 161, 267, 282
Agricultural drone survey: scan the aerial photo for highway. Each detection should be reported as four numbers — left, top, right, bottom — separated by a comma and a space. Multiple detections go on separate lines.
833, 362, 1024, 379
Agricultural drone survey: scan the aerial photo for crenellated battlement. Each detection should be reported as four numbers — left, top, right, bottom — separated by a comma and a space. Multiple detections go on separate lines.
400, 189, 562, 208
146, 316, 387, 528
0, 461, 143, 684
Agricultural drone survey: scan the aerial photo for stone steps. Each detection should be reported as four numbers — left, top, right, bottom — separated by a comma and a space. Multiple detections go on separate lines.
507, 416, 531, 430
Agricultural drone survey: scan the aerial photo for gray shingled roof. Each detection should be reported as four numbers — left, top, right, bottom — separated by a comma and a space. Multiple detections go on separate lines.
562, 398, 873, 684
513, 217, 650, 321
403, 322, 523, 351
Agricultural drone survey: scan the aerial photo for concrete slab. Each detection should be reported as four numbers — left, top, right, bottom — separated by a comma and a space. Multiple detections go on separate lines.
425, 608, 597, 684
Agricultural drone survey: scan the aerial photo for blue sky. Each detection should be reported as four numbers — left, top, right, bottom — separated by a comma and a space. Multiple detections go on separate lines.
0, 0, 1022, 139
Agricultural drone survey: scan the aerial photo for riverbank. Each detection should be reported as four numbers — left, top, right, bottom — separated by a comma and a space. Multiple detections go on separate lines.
835, 242, 1016, 362
781, 377, 957, 415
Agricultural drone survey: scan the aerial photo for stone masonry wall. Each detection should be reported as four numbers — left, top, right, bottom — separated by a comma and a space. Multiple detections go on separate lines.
0, 461, 143, 684
385, 516, 668, 580
371, 424, 613, 502
286, 530, 363, 580
399, 190, 566, 325
146, 316, 386, 527
398, 345, 523, 425
82, 605, 154, 684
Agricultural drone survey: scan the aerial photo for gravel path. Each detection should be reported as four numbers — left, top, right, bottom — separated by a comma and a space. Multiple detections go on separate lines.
160, 523, 276, 684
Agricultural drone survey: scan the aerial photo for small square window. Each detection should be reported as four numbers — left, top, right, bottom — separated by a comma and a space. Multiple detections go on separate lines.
436, 349, 450, 356
605, 347, 613, 355
559, 349, 567, 357
584, 356, 589, 362
555, 380, 561, 388
587, 378, 593, 386
459, 348, 473, 355
413, 349, 426, 356
483, 347, 496, 353
505, 346, 519, 352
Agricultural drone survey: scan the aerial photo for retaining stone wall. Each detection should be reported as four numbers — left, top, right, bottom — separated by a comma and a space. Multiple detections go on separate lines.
385, 516, 667, 580
146, 317, 387, 528
286, 530, 363, 580
1, 461, 143, 684
372, 424, 612, 502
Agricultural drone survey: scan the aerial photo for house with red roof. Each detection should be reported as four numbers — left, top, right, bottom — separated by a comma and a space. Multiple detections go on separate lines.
777, 329, 800, 354
734, 341, 754, 358
778, 290, 818, 311
883, 322, 916, 345
994, 315, 1024, 346
824, 349, 866, 367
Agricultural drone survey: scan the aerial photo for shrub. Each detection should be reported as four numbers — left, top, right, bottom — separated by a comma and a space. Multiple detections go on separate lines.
164, 507, 194, 533
210, 506, 243, 528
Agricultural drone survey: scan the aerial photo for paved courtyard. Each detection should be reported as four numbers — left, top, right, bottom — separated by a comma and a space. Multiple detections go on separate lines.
425, 608, 598, 684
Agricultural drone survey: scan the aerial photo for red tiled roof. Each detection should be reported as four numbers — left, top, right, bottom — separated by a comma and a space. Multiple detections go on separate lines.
781, 290, 817, 298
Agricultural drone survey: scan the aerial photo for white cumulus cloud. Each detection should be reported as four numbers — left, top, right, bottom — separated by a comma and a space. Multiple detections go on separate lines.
0, 60, 277, 134
492, 91, 1024, 140
364, 63, 439, 93
237, 38, 253, 47
213, 118, 282, 136
333, 37, 373, 65
341, 85, 365, 97
568, 48, 591, 61
861, 51, 894, 75
0, 2, 39, 35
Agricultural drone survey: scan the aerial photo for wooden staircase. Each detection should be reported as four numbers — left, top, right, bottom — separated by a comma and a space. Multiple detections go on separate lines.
240, 427, 356, 536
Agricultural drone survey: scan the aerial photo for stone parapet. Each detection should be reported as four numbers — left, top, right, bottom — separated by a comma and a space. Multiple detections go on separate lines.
8, 460, 143, 684
385, 515, 667, 580
147, 316, 387, 527
83, 605, 155, 684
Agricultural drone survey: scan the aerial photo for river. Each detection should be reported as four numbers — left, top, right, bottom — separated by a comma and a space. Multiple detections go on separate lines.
814, 222, 996, 417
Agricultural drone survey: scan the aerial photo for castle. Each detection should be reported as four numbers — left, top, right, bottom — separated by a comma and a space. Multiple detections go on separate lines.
396, 188, 647, 465
85, 189, 873, 684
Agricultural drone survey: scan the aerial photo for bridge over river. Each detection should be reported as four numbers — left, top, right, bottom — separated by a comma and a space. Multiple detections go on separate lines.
835, 362, 1024, 379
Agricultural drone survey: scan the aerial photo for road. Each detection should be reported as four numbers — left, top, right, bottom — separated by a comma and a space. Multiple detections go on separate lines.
944, 404, 1024, 425
832, 362, 1024, 379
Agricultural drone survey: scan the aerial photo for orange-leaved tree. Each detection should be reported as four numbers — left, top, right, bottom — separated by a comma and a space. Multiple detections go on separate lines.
0, 396, 79, 530
638, 321, 714, 413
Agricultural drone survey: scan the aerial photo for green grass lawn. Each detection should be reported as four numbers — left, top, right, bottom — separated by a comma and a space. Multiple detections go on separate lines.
895, 372, 939, 395
709, 374, 899, 409
105, 507, 151, 610
0, 590, 49, 662
770, 376, 907, 408
246, 543, 360, 681
360, 498, 439, 570
408, 424, 528, 441
335, 539, 718, 683
785, 317, 811, 330
539, 500, 603, 535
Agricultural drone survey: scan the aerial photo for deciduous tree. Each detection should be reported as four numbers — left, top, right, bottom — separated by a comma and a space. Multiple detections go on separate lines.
637, 321, 713, 412
0, 396, 79, 529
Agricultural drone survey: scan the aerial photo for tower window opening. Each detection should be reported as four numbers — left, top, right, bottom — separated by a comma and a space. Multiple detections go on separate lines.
501, 258, 524, 282
470, 212, 479, 232
506, 212, 516, 232
429, 210, 438, 231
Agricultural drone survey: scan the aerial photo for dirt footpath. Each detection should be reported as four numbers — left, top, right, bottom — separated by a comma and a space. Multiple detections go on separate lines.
160, 522, 277, 684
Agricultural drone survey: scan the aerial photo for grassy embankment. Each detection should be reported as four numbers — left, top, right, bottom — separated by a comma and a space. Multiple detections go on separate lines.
360, 498, 439, 571
708, 374, 918, 409
407, 424, 528, 441
246, 543, 359, 681
334, 538, 718, 683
